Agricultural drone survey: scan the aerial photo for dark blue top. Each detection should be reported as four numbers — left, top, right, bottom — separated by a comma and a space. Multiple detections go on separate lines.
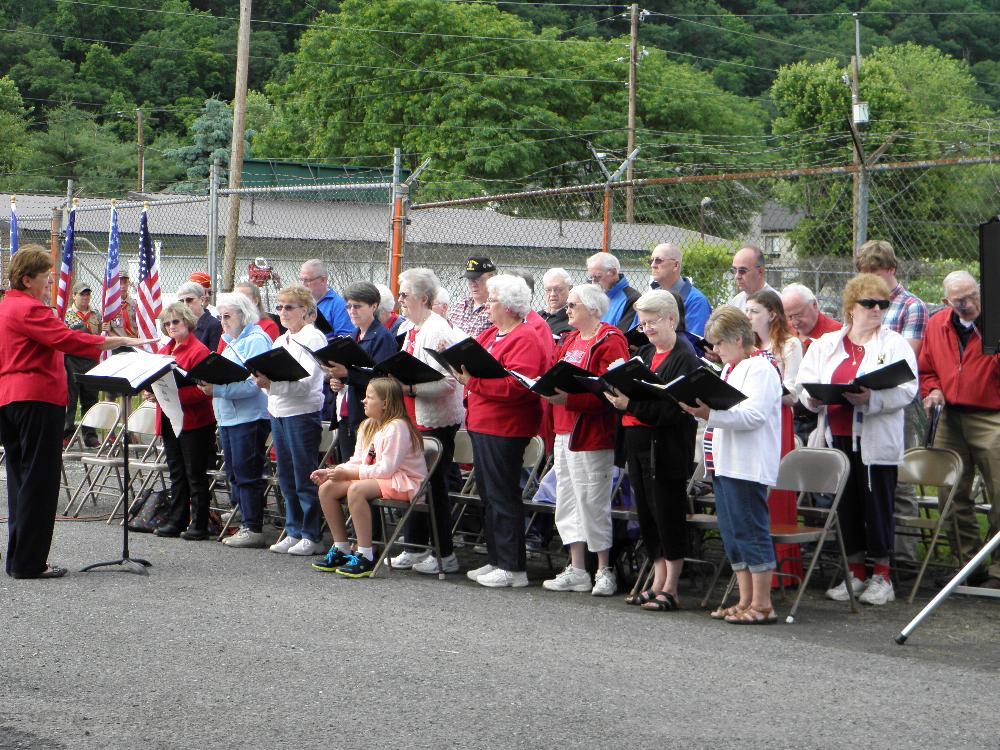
340, 317, 399, 429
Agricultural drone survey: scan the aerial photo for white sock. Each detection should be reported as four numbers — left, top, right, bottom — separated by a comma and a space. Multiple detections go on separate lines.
335, 541, 351, 553
358, 546, 374, 561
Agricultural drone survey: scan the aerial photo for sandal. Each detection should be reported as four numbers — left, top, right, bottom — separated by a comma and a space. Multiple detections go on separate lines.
625, 589, 657, 606
641, 592, 680, 612
725, 606, 777, 625
710, 603, 748, 620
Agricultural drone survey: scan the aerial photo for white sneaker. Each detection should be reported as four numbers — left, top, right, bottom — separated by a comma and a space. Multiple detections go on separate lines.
859, 575, 895, 605
223, 527, 265, 548
269, 536, 300, 554
413, 553, 460, 575
390, 550, 429, 570
543, 565, 592, 593
825, 573, 866, 601
467, 563, 496, 582
287, 538, 322, 556
477, 568, 529, 588
591, 566, 617, 597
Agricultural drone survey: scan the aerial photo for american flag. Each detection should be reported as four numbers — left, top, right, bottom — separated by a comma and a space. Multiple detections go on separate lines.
9, 196, 17, 255
55, 201, 76, 319
135, 205, 162, 350
99, 206, 121, 360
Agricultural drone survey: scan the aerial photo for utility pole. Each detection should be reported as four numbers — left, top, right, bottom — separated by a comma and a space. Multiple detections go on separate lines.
625, 3, 639, 224
222, 0, 252, 293
849, 14, 870, 253
136, 109, 145, 192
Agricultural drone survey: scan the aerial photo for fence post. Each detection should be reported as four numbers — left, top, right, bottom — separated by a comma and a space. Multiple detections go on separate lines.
602, 186, 612, 253
854, 166, 869, 251
389, 182, 408, 298
208, 160, 219, 304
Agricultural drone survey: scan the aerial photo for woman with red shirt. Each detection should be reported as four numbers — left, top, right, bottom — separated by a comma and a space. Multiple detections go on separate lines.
605, 291, 701, 611
0, 247, 150, 579
145, 301, 217, 540
541, 283, 629, 597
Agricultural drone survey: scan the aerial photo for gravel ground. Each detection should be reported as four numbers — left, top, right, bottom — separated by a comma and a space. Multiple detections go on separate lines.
2, 474, 1000, 749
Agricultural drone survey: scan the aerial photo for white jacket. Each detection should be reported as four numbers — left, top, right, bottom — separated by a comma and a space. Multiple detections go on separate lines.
707, 355, 783, 486
265, 324, 328, 418
396, 312, 465, 429
795, 325, 918, 466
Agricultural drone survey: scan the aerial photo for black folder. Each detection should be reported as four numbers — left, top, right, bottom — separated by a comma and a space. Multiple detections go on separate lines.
424, 338, 508, 379
509, 360, 594, 397
243, 347, 310, 382
313, 307, 333, 336
372, 350, 445, 386
185, 352, 252, 385
625, 327, 649, 349
640, 366, 747, 410
574, 357, 665, 402
802, 359, 916, 405
925, 403, 942, 447
294, 336, 375, 370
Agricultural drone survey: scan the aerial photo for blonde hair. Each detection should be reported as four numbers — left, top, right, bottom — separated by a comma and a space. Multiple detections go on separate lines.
842, 273, 891, 324
855, 240, 898, 272
357, 377, 423, 454
159, 300, 197, 332
705, 305, 754, 349
276, 284, 317, 315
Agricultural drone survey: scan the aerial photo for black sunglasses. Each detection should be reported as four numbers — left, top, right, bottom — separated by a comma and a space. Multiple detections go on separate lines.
857, 298, 890, 310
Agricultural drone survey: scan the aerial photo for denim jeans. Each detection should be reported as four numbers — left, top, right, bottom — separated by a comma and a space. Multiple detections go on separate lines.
270, 411, 322, 542
219, 419, 270, 533
713, 474, 775, 573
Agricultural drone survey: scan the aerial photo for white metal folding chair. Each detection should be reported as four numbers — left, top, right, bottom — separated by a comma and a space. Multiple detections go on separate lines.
60, 401, 122, 514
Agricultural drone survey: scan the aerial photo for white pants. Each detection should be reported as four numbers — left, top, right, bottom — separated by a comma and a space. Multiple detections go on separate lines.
553, 434, 613, 552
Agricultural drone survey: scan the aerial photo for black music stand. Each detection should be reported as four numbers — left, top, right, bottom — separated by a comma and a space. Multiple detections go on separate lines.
75, 365, 171, 575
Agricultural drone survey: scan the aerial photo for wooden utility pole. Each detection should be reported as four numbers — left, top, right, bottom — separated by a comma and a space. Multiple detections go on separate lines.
222, 0, 252, 294
625, 3, 639, 224
136, 109, 144, 192
849, 54, 868, 252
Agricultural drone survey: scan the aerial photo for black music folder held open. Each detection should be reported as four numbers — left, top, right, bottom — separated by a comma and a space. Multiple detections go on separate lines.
424, 338, 509, 379
508, 360, 594, 397
570, 357, 665, 402
294, 336, 376, 370
802, 359, 916, 405
640, 366, 747, 410
185, 352, 252, 385
372, 350, 445, 386
243, 347, 310, 382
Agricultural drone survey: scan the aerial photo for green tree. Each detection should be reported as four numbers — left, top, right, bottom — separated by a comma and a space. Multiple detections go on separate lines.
164, 98, 250, 191
0, 76, 28, 177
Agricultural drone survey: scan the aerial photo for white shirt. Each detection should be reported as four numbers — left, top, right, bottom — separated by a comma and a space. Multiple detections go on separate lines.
265, 323, 328, 418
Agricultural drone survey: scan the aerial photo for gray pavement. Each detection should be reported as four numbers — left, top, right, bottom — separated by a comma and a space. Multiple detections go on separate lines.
2, 511, 1000, 749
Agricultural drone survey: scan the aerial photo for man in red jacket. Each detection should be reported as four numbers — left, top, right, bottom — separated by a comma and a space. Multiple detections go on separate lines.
920, 270, 1000, 588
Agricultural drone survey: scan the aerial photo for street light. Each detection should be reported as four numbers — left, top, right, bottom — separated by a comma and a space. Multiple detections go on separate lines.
699, 196, 712, 242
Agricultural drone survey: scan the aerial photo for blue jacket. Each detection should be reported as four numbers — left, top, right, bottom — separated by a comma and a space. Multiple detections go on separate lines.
317, 288, 354, 340
340, 318, 399, 431
212, 324, 272, 427
650, 276, 712, 336
602, 276, 641, 331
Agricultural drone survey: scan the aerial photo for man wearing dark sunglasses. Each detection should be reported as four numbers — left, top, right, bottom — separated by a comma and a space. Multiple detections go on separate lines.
727, 245, 774, 313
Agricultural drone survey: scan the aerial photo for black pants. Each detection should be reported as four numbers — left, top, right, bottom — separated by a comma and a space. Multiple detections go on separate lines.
469, 431, 530, 572
1, 401, 65, 577
161, 421, 216, 532
832, 435, 897, 559
64, 356, 99, 439
403, 424, 458, 557
625, 427, 689, 561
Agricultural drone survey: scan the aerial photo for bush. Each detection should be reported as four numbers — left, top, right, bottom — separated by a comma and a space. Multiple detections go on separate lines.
680, 240, 735, 307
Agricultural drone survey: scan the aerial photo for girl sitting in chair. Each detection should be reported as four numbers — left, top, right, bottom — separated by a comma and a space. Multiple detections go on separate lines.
310, 377, 427, 578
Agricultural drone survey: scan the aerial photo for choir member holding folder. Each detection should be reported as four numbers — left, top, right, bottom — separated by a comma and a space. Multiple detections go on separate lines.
541, 284, 629, 597
795, 274, 918, 606
680, 306, 782, 624
604, 290, 701, 611
255, 285, 329, 557
388, 269, 465, 575
455, 274, 549, 588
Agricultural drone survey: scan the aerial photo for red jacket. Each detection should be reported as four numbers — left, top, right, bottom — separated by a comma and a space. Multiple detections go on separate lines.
0, 289, 103, 407
525, 309, 556, 361
553, 323, 629, 451
465, 322, 547, 438
158, 334, 216, 431
919, 308, 1000, 411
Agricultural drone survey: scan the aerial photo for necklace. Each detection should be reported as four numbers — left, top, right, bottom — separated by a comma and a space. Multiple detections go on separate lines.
847, 338, 865, 365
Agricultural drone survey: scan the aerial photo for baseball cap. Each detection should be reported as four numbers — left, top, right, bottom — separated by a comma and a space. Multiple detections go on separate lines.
72, 280, 92, 295
463, 256, 497, 279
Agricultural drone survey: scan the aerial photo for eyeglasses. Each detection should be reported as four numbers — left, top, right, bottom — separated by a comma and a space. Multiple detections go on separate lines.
486, 297, 501, 305
728, 266, 760, 277
163, 319, 183, 327
345, 303, 369, 310
566, 301, 583, 310
180, 296, 198, 304
298, 275, 323, 284
219, 313, 235, 321
543, 287, 566, 295
856, 298, 890, 310
649, 257, 673, 266
397, 292, 410, 300
636, 317, 665, 332
274, 303, 301, 312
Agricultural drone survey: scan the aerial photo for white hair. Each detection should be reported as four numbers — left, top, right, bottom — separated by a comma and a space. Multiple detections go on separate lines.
586, 252, 620, 273
571, 282, 610, 319
398, 267, 439, 306
176, 281, 206, 299
435, 287, 451, 306
300, 258, 328, 279
781, 282, 816, 305
542, 267, 572, 287
374, 283, 395, 314
633, 289, 678, 321
216, 292, 260, 327
943, 270, 978, 293
487, 274, 532, 318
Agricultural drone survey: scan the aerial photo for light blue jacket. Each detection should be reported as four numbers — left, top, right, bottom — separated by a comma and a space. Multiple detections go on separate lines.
212, 324, 272, 427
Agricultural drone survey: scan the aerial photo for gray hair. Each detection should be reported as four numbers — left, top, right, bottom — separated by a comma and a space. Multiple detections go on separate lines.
374, 283, 395, 314
216, 292, 260, 329
542, 267, 572, 287
652, 242, 682, 262
780, 282, 816, 305
570, 282, 609, 319
176, 281, 207, 299
738, 244, 765, 267
487, 274, 532, 318
435, 287, 451, 306
300, 258, 328, 280
586, 252, 620, 273
633, 289, 679, 322
943, 270, 978, 293
398, 267, 439, 307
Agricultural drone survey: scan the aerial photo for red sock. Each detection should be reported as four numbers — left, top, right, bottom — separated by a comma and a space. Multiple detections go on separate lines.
849, 563, 867, 581
873, 563, 890, 581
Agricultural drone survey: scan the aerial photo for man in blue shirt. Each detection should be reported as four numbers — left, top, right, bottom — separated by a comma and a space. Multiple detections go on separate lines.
648, 242, 711, 336
298, 259, 352, 340
586, 252, 640, 332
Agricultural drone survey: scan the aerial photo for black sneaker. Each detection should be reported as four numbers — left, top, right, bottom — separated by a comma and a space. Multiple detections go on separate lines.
335, 553, 375, 578
180, 527, 208, 541
312, 547, 353, 572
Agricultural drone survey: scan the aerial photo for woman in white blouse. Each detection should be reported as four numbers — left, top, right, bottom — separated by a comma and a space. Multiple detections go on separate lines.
254, 284, 328, 556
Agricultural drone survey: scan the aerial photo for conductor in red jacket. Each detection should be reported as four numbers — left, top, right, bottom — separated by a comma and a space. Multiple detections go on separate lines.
0, 247, 151, 579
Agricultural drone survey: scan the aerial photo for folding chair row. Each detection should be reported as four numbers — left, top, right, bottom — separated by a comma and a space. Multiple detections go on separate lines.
60, 400, 121, 511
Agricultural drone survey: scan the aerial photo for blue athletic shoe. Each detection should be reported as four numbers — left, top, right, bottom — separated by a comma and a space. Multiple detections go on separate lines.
312, 547, 353, 572
335, 553, 375, 578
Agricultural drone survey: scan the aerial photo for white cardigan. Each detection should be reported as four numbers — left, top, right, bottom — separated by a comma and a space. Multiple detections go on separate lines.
265, 324, 328, 418
396, 312, 466, 429
707, 355, 783, 486
795, 325, 918, 466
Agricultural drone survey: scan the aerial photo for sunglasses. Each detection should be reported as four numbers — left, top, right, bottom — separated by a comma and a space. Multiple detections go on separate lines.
345, 303, 370, 310
163, 319, 183, 327
566, 301, 583, 310
274, 303, 301, 312
857, 298, 890, 310
397, 292, 410, 300
180, 296, 198, 304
